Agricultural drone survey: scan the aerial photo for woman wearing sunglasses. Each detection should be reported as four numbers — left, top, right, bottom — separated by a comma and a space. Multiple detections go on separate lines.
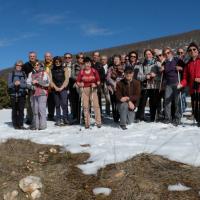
178, 42, 200, 126
27, 61, 50, 130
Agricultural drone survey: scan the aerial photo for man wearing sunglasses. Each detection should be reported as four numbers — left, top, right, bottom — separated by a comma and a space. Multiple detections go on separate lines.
178, 42, 200, 127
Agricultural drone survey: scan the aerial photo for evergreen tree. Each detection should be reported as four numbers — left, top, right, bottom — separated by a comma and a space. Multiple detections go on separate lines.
0, 78, 10, 109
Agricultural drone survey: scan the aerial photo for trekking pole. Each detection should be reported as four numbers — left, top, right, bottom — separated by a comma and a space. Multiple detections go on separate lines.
90, 87, 94, 124
79, 88, 83, 131
178, 71, 184, 125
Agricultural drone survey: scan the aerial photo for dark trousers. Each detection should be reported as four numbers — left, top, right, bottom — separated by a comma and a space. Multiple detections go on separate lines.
110, 91, 119, 122
136, 89, 159, 121
54, 90, 68, 121
11, 96, 25, 127
47, 91, 55, 119
69, 86, 81, 121
191, 92, 200, 123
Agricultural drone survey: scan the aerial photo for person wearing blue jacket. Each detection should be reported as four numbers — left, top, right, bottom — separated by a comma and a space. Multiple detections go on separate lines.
8, 60, 27, 129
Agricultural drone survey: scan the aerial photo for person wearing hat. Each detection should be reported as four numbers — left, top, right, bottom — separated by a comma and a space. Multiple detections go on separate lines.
76, 57, 101, 129
27, 61, 50, 130
8, 60, 27, 129
116, 67, 141, 130
178, 42, 200, 126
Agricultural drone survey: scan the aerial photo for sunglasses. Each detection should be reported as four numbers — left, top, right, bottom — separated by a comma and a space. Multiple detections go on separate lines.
188, 48, 197, 52
178, 52, 184, 55
16, 64, 22, 66
78, 56, 84, 59
65, 56, 72, 59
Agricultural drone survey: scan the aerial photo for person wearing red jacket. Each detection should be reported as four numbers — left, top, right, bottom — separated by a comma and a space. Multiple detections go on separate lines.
178, 42, 200, 126
76, 57, 102, 129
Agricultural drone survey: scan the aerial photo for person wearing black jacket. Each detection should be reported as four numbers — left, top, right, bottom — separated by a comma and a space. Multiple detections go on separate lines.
8, 60, 27, 129
92, 51, 106, 114
22, 51, 37, 125
69, 53, 85, 123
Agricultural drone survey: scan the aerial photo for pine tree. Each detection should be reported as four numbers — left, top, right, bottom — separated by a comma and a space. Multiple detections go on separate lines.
0, 78, 10, 109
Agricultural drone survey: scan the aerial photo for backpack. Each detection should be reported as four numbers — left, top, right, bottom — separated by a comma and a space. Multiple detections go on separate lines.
8, 71, 26, 95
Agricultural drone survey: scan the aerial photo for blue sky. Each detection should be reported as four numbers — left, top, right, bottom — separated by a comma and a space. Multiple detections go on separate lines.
0, 0, 200, 69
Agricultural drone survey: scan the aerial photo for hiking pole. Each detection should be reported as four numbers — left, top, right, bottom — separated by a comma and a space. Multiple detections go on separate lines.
79, 88, 83, 131
178, 70, 184, 125
90, 87, 94, 125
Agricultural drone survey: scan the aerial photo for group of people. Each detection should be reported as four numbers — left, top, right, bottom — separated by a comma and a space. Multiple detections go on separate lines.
7, 42, 200, 130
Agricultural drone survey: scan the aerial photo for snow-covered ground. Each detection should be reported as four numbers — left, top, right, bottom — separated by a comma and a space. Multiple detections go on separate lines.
0, 109, 200, 175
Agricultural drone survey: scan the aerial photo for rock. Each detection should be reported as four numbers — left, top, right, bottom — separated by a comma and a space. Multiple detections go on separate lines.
31, 189, 41, 199
19, 176, 42, 193
3, 190, 18, 200
49, 147, 57, 154
93, 187, 112, 196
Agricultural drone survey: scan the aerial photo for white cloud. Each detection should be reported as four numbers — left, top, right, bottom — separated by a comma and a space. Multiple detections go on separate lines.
34, 11, 70, 25
0, 33, 38, 47
81, 24, 114, 36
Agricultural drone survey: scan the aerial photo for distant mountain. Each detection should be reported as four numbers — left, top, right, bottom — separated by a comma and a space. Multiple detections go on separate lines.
1, 30, 200, 80
86, 30, 200, 57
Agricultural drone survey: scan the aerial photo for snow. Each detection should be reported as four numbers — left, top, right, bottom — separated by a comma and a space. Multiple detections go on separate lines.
168, 183, 191, 191
0, 109, 200, 175
93, 187, 112, 196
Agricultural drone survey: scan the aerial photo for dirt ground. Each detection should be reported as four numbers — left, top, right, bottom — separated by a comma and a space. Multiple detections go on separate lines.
0, 139, 200, 200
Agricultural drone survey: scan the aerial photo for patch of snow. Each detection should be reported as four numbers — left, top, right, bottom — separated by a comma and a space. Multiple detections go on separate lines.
168, 183, 191, 191
0, 109, 200, 175
93, 187, 112, 196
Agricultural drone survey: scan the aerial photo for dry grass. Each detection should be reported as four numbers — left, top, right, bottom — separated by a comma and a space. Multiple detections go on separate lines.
0, 139, 200, 199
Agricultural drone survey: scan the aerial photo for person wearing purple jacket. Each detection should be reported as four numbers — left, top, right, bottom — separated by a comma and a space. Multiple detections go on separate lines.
160, 47, 185, 126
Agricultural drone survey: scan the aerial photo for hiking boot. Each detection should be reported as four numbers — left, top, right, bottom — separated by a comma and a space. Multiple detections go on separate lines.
30, 126, 37, 130
97, 124, 101, 128
163, 119, 171, 124
55, 120, 62, 126
14, 126, 20, 129
85, 125, 90, 129
120, 125, 127, 130
63, 118, 70, 125
47, 116, 54, 121
19, 126, 27, 130
25, 119, 32, 125
172, 119, 181, 127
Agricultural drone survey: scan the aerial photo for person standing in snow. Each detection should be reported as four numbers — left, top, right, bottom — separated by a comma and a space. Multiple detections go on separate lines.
8, 60, 27, 129
100, 55, 111, 116
160, 47, 185, 126
22, 51, 38, 125
27, 61, 50, 130
92, 51, 106, 115
116, 67, 141, 130
136, 49, 161, 122
51, 56, 70, 126
106, 55, 124, 122
41, 52, 55, 121
69, 53, 85, 124
178, 42, 200, 126
76, 57, 102, 129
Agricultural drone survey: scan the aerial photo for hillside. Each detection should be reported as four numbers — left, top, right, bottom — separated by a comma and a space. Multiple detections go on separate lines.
1, 29, 200, 80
